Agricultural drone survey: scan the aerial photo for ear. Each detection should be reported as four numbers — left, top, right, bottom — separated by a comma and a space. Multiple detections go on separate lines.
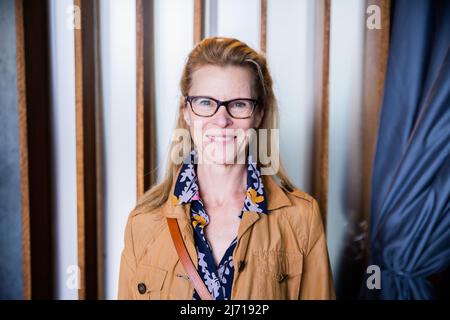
183, 107, 191, 126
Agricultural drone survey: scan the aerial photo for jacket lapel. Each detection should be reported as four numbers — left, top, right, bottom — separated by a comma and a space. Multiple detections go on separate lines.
163, 198, 198, 269
179, 203, 198, 269
233, 211, 260, 268
235, 174, 292, 242
162, 167, 293, 297
231, 175, 293, 298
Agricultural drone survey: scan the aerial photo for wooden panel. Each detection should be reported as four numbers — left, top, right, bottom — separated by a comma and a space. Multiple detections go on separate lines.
312, 0, 330, 231
15, 0, 31, 300
16, 0, 54, 299
74, 0, 103, 300
136, 0, 157, 198
361, 0, 390, 231
260, 0, 267, 53
194, 0, 204, 44
136, 0, 144, 197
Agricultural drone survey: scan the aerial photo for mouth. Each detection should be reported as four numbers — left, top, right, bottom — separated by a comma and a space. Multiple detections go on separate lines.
205, 134, 237, 143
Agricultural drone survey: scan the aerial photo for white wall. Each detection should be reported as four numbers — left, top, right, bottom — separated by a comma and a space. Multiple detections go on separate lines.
49, 0, 78, 300
217, 0, 260, 50
100, 0, 137, 300
266, 0, 315, 191
154, 0, 194, 180
327, 0, 365, 274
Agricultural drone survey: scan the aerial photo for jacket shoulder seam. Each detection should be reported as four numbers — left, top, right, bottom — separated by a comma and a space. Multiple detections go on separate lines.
286, 188, 314, 203
130, 204, 162, 218
129, 207, 167, 264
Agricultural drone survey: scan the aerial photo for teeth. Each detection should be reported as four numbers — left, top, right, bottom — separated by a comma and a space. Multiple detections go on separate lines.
207, 135, 235, 142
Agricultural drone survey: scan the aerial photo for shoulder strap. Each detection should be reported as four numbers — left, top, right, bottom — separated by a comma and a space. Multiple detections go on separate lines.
166, 217, 213, 300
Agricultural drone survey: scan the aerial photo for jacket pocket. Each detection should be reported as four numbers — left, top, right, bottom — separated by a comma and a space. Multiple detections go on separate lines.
254, 250, 303, 300
133, 264, 167, 300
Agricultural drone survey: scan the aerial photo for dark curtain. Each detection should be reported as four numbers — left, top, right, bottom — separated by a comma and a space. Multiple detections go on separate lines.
362, 0, 450, 299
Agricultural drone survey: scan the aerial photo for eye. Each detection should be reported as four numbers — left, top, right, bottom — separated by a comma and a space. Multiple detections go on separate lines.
231, 100, 250, 108
198, 98, 212, 106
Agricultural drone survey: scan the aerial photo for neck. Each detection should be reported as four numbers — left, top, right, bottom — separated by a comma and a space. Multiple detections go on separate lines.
196, 163, 247, 207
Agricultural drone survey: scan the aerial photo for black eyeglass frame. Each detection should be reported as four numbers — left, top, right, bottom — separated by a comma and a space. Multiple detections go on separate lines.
185, 95, 258, 119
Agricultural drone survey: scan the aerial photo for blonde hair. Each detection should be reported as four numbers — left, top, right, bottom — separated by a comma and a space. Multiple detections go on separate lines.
135, 37, 295, 214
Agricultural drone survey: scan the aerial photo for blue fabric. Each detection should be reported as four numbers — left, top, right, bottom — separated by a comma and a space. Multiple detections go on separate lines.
363, 0, 450, 299
172, 150, 267, 300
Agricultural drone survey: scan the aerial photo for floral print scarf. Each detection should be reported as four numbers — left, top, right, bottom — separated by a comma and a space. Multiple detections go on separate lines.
172, 150, 267, 299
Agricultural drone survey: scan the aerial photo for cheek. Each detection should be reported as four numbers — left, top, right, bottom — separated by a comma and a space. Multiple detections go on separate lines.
233, 121, 256, 146
237, 119, 257, 132
188, 116, 209, 144
188, 109, 209, 126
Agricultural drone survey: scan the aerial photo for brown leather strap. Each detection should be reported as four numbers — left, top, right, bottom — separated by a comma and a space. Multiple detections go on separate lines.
166, 217, 213, 300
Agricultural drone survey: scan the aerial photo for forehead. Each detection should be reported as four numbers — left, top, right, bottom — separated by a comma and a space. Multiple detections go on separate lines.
189, 65, 254, 99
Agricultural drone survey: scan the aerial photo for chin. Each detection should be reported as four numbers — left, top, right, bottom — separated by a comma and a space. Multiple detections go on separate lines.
200, 143, 245, 165
203, 148, 235, 165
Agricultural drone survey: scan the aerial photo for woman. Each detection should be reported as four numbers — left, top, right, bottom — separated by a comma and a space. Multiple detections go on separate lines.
118, 37, 335, 300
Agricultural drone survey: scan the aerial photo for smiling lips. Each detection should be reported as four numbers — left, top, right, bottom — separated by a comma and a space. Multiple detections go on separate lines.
206, 134, 237, 143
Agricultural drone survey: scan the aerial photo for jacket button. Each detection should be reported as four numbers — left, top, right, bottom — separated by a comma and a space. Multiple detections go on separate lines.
137, 283, 147, 294
277, 273, 287, 282
238, 260, 246, 271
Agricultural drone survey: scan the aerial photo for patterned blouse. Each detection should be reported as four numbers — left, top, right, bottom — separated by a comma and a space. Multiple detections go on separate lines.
171, 151, 267, 300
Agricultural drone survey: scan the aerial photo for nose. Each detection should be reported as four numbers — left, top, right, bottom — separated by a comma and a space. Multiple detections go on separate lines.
213, 104, 233, 127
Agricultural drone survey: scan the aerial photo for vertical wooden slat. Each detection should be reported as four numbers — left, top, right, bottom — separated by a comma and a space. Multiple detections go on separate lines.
312, 0, 330, 231
17, 0, 54, 299
94, 0, 105, 300
15, 0, 31, 300
260, 0, 267, 53
74, 0, 85, 300
136, 0, 157, 198
74, 0, 87, 300
194, 0, 204, 45
361, 0, 391, 253
74, 0, 102, 300
136, 0, 145, 198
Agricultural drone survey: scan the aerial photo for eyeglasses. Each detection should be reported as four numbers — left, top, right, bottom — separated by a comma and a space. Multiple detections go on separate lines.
185, 95, 258, 119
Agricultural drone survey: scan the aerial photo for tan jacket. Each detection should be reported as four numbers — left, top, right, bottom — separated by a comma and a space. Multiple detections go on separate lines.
118, 174, 335, 300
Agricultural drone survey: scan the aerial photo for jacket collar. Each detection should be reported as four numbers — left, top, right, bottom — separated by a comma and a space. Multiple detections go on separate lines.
262, 174, 292, 211
162, 166, 293, 272
162, 166, 292, 220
